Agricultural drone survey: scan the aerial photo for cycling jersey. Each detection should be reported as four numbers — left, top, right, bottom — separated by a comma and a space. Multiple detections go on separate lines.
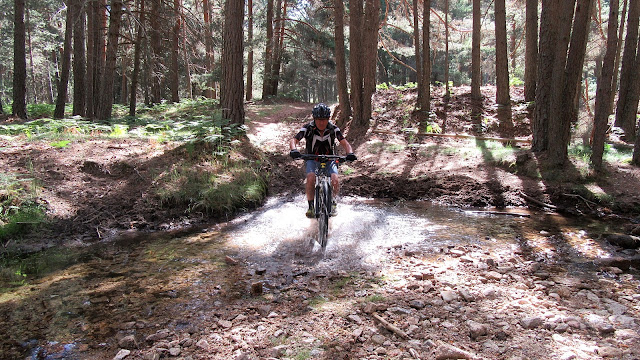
294, 121, 345, 155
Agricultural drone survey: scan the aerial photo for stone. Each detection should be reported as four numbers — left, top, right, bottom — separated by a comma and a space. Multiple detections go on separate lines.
441, 290, 458, 302
195, 339, 209, 350
467, 320, 489, 339
520, 316, 543, 329
409, 300, 426, 309
113, 349, 131, 360
168, 347, 181, 356
118, 335, 137, 349
146, 329, 170, 342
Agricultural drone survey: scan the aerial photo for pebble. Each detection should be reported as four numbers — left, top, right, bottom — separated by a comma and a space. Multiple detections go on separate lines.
441, 290, 458, 302
467, 320, 489, 339
113, 349, 130, 360
520, 316, 543, 329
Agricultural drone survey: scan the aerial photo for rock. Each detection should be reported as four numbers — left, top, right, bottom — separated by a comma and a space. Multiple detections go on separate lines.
434, 342, 476, 360
118, 335, 137, 349
251, 282, 263, 295
225, 255, 239, 265
270, 345, 288, 357
615, 329, 639, 340
113, 349, 131, 360
520, 316, 543, 329
559, 352, 576, 360
146, 329, 170, 342
604, 234, 640, 249
347, 314, 363, 324
584, 314, 615, 334
409, 300, 426, 309
603, 298, 627, 315
218, 319, 233, 329
597, 346, 624, 358
363, 303, 387, 313
195, 339, 209, 350
467, 320, 489, 339
370, 334, 386, 345
485, 271, 503, 281
458, 288, 476, 302
168, 347, 181, 356
441, 290, 458, 302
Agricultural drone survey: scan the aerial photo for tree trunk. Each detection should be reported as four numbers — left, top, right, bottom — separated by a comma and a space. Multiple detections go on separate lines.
413, 0, 422, 106
524, 0, 538, 103
13, 0, 27, 119
362, 0, 380, 124
546, 0, 578, 166
270, 0, 285, 96
563, 0, 592, 125
261, 0, 274, 99
97, 0, 123, 120
72, 0, 86, 116
246, 0, 254, 101
25, 8, 37, 104
334, 0, 351, 126
592, 0, 619, 170
202, 0, 214, 98
611, 0, 627, 110
471, 0, 481, 99
349, 0, 364, 126
130, 0, 145, 116
150, 0, 162, 104
54, 3, 73, 119
85, 0, 95, 117
495, 0, 510, 107
444, 0, 450, 101
420, 0, 431, 113
615, 0, 639, 141
221, 0, 244, 123
633, 120, 640, 165
170, 0, 181, 103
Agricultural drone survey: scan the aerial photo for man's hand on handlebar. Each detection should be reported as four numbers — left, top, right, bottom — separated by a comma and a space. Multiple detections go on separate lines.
290, 149, 302, 159
346, 153, 357, 162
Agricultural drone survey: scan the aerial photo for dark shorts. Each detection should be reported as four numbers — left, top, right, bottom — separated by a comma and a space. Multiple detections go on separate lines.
305, 160, 338, 175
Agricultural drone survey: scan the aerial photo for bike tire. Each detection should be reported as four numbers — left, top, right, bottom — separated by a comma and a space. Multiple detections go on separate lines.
317, 181, 330, 250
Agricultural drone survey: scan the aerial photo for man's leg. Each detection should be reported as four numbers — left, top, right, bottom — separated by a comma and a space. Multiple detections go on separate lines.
306, 172, 316, 202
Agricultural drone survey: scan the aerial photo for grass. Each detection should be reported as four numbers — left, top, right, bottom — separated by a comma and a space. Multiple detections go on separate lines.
0, 99, 266, 248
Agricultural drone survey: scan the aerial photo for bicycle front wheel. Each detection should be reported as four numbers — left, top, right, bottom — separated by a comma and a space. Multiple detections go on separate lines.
316, 181, 330, 250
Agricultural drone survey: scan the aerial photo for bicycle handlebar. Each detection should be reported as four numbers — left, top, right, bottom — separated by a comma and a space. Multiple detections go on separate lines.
297, 154, 351, 163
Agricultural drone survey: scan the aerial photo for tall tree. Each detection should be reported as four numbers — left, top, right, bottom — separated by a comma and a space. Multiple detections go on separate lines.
246, 0, 254, 101
13, 0, 28, 119
203, 0, 215, 98
220, 0, 244, 123
96, 0, 124, 120
262, 0, 274, 99
130, 0, 145, 116
149, 0, 163, 103
443, 0, 450, 100
495, 0, 510, 107
72, 0, 86, 116
362, 0, 379, 122
471, 0, 481, 99
592, 0, 619, 169
170, 0, 181, 103
334, 0, 351, 125
349, 0, 365, 126
420, 0, 431, 112
413, 0, 423, 107
615, 0, 639, 141
54, 1, 73, 119
524, 0, 537, 102
269, 0, 285, 96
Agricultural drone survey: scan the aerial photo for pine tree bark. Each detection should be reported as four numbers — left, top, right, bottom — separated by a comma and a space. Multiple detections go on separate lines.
150, 0, 162, 104
97, 0, 123, 120
85, 0, 95, 117
420, 0, 431, 113
130, 0, 145, 116
269, 0, 285, 96
349, 0, 364, 126
471, 0, 481, 99
524, 0, 537, 102
413, 0, 422, 106
72, 0, 86, 116
592, 0, 619, 170
246, 0, 254, 101
220, 0, 244, 123
13, 0, 27, 119
362, 0, 379, 124
54, 3, 73, 119
262, 0, 274, 99
170, 0, 181, 103
444, 0, 450, 100
203, 0, 214, 98
615, 0, 639, 141
495, 0, 510, 107
334, 0, 351, 125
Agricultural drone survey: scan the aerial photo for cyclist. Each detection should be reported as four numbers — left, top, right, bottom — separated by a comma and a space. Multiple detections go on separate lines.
289, 103, 357, 218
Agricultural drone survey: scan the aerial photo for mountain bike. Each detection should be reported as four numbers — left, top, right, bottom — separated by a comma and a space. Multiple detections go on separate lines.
297, 154, 353, 251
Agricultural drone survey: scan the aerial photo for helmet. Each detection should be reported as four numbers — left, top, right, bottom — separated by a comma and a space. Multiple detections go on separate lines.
312, 103, 331, 119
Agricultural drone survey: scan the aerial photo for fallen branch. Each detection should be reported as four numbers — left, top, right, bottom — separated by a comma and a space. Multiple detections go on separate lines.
372, 130, 531, 144
372, 312, 410, 339
465, 210, 530, 217
563, 193, 597, 210
519, 191, 557, 210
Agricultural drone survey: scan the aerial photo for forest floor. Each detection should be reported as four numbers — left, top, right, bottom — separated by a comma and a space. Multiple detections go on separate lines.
1, 86, 640, 359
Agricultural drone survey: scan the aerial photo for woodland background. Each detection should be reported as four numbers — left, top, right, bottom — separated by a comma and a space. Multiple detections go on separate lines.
3, 0, 640, 169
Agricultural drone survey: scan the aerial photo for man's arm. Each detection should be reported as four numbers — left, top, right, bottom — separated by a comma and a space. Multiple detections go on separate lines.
290, 138, 300, 150
339, 139, 353, 154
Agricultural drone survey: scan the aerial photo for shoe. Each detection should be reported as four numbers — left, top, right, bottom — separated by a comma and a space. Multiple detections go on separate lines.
306, 206, 315, 218
330, 201, 337, 216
